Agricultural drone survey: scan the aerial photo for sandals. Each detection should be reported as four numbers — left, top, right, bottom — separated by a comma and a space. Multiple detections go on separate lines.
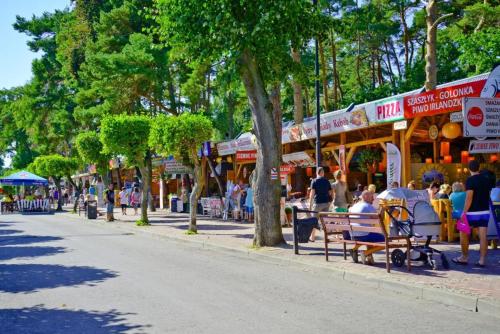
451, 257, 468, 266
474, 262, 486, 268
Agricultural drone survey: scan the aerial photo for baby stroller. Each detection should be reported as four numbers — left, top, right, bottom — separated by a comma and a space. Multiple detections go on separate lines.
385, 201, 449, 270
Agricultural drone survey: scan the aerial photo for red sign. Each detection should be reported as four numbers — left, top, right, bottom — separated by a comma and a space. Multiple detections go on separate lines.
280, 164, 295, 174
404, 80, 485, 118
236, 150, 257, 162
467, 107, 484, 127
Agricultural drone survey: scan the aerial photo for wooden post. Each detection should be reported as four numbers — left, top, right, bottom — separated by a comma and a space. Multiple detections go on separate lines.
400, 130, 411, 187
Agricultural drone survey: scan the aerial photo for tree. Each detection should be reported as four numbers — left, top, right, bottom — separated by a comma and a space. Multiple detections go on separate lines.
150, 113, 212, 232
75, 131, 111, 184
30, 155, 78, 211
100, 114, 152, 225
154, 0, 318, 247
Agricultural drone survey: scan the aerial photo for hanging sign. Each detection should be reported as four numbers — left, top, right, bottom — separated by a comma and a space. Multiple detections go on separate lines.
428, 125, 439, 140
339, 145, 346, 175
404, 80, 485, 118
280, 164, 295, 174
393, 120, 408, 130
282, 151, 315, 167
216, 140, 237, 156
236, 132, 257, 151
386, 143, 401, 188
450, 111, 463, 123
164, 159, 192, 174
236, 150, 257, 162
270, 168, 278, 180
463, 97, 500, 137
468, 139, 500, 154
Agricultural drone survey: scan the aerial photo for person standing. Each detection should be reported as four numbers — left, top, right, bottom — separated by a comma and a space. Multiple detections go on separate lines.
104, 183, 115, 222
119, 187, 129, 215
308, 167, 332, 242
453, 160, 492, 267
331, 170, 349, 212
130, 187, 142, 216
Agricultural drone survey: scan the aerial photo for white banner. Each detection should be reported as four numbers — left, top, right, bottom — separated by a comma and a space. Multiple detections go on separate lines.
463, 97, 500, 137
469, 140, 500, 154
386, 143, 401, 187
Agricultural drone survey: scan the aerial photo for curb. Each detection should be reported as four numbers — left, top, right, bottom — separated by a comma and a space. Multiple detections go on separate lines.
61, 212, 500, 318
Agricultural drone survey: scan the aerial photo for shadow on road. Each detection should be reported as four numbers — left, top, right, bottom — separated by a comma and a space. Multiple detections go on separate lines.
0, 306, 149, 333
0, 264, 118, 293
0, 229, 24, 235
0, 246, 67, 261
0, 235, 63, 246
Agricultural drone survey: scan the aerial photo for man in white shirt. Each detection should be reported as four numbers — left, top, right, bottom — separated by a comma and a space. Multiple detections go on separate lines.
118, 187, 129, 215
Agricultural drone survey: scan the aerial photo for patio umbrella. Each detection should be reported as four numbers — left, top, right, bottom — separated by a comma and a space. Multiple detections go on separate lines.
377, 187, 420, 200
0, 170, 48, 186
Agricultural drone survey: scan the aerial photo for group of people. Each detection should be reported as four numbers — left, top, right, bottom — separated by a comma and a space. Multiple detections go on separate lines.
229, 180, 254, 222
307, 161, 499, 267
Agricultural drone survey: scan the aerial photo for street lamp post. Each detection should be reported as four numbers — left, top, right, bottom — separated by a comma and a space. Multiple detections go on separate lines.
313, 0, 321, 170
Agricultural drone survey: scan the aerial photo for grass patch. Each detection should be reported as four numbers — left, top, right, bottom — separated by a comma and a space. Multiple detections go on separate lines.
185, 230, 198, 235
135, 219, 150, 226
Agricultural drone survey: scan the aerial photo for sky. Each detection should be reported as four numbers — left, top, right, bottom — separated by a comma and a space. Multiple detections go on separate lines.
0, 0, 70, 90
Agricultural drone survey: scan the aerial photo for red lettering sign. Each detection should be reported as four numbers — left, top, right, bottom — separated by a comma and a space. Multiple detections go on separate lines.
236, 150, 257, 162
467, 107, 484, 127
404, 80, 485, 118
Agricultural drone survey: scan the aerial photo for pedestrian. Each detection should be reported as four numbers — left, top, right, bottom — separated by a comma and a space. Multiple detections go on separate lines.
427, 181, 440, 201
104, 183, 115, 222
119, 187, 128, 215
435, 184, 451, 199
391, 182, 399, 189
244, 185, 254, 222
130, 187, 141, 216
452, 160, 493, 267
449, 182, 466, 219
308, 167, 332, 242
352, 184, 364, 201
491, 180, 500, 203
407, 180, 416, 190
331, 170, 349, 212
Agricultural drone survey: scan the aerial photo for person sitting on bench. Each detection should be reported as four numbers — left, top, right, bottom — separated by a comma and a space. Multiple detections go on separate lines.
348, 190, 385, 264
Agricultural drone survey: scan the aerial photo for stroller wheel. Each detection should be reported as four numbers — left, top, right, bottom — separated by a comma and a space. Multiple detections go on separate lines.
441, 253, 450, 270
391, 249, 405, 267
349, 249, 359, 263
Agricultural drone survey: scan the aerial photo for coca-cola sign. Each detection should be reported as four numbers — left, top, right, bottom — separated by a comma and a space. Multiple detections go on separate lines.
466, 107, 484, 127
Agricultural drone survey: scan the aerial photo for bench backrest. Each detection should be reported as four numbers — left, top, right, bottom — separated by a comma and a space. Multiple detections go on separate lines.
319, 212, 386, 237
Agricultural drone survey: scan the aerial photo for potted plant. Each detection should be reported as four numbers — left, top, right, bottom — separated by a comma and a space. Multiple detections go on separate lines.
357, 148, 383, 173
284, 206, 293, 226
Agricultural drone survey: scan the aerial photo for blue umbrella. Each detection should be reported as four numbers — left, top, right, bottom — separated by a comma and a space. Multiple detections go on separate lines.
0, 171, 48, 186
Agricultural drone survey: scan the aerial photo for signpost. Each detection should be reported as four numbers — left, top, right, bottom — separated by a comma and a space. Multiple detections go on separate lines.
463, 97, 500, 137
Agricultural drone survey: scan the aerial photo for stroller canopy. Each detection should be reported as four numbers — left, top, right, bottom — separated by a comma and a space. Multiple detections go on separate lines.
412, 201, 441, 225
0, 171, 48, 186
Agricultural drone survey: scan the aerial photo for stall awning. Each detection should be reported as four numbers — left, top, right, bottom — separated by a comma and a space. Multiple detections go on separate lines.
0, 171, 48, 186
282, 152, 315, 167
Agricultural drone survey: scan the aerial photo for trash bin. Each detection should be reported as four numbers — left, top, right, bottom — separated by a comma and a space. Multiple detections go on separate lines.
87, 200, 98, 219
170, 197, 178, 213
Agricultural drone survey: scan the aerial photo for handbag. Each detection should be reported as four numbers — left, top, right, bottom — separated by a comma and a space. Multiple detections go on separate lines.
456, 213, 471, 235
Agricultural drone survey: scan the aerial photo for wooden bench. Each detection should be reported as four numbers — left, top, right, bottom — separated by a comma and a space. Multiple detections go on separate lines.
318, 212, 412, 273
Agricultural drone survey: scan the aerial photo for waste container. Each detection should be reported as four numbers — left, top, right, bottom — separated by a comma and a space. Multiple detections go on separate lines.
87, 200, 98, 219
170, 197, 178, 213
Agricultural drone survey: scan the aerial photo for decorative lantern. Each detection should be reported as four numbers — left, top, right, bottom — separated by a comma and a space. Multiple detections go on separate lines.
444, 155, 452, 164
425, 158, 433, 164
461, 151, 469, 164
306, 167, 313, 177
490, 154, 498, 163
468, 156, 475, 162
442, 122, 461, 139
440, 142, 450, 157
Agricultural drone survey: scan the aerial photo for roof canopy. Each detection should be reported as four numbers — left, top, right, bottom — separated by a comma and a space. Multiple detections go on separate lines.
0, 170, 48, 186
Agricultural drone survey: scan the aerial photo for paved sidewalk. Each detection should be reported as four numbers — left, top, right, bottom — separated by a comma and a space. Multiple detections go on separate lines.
64, 206, 500, 315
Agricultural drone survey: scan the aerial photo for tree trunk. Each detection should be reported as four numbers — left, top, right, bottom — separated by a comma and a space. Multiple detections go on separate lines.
55, 177, 63, 212
291, 48, 304, 124
138, 165, 150, 224
188, 155, 204, 233
319, 39, 329, 112
474, 0, 488, 33
384, 41, 396, 89
400, 3, 410, 76
356, 35, 363, 89
239, 49, 285, 247
207, 157, 224, 198
226, 91, 236, 138
425, 0, 438, 91
146, 151, 156, 212
330, 33, 338, 111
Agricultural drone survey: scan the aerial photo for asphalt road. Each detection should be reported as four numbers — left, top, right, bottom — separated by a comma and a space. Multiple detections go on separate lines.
0, 213, 498, 334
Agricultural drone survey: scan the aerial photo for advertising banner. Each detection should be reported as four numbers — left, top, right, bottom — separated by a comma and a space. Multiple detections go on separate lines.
164, 158, 192, 174
282, 151, 315, 167
235, 150, 257, 162
236, 133, 257, 151
366, 97, 404, 124
463, 97, 500, 137
386, 143, 401, 188
339, 145, 346, 175
216, 140, 237, 156
404, 80, 485, 118
468, 139, 500, 154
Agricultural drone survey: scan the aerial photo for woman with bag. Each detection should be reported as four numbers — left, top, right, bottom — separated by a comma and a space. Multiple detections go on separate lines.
452, 161, 492, 267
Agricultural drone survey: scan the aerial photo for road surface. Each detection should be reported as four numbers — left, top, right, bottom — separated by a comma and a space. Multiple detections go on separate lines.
0, 213, 497, 333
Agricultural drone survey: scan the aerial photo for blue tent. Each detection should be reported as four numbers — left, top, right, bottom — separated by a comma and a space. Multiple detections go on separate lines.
0, 170, 48, 186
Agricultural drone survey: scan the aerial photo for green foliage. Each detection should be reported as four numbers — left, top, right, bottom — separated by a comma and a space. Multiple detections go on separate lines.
75, 131, 108, 164
357, 149, 383, 173
100, 114, 151, 166
30, 155, 79, 180
136, 219, 150, 226
150, 113, 212, 165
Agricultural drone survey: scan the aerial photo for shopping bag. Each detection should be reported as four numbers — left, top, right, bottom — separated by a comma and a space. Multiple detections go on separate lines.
456, 213, 471, 235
